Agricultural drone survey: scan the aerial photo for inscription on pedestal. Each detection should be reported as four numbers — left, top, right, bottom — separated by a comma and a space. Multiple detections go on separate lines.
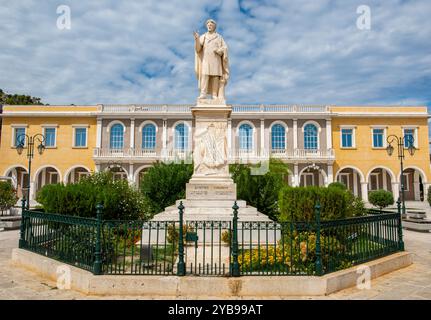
186, 183, 236, 200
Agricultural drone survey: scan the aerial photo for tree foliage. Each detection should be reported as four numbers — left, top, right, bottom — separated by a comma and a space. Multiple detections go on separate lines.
230, 159, 290, 220
0, 89, 44, 105
140, 161, 193, 218
0, 181, 18, 214
368, 189, 394, 210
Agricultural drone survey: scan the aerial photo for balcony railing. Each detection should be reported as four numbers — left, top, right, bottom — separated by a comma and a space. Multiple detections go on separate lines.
101, 104, 191, 113
230, 105, 328, 113
99, 104, 329, 114
93, 148, 193, 161
93, 148, 334, 162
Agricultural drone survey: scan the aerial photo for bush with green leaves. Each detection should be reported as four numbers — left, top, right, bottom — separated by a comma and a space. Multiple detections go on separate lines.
427, 185, 431, 207
368, 189, 394, 211
0, 180, 18, 214
230, 159, 290, 220
36, 171, 147, 220
140, 161, 193, 218
277, 186, 366, 222
328, 181, 347, 190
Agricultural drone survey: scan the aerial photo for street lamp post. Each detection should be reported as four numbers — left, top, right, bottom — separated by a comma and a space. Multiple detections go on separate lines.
386, 134, 416, 217
16, 133, 46, 210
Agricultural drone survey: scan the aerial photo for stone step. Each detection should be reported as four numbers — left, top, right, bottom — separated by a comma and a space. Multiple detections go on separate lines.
153, 206, 271, 222
402, 219, 431, 232
174, 199, 247, 208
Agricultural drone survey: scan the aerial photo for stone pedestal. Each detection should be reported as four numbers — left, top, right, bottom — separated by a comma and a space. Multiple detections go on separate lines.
186, 104, 236, 199
153, 101, 270, 222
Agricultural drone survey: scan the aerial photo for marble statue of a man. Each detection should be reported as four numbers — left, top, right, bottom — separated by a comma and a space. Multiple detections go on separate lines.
194, 19, 229, 101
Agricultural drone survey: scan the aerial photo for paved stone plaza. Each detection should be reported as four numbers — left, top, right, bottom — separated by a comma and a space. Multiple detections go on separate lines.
0, 224, 430, 300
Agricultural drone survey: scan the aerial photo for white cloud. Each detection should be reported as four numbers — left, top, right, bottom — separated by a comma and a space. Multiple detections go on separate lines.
0, 0, 430, 106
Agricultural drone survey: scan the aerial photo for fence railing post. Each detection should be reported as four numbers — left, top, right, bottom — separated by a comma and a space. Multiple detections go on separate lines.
231, 201, 240, 277
177, 201, 185, 276
19, 198, 27, 249
315, 201, 323, 276
396, 198, 405, 251
93, 203, 103, 275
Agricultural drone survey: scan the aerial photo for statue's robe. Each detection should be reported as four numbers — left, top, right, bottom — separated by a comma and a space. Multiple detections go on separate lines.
195, 32, 229, 96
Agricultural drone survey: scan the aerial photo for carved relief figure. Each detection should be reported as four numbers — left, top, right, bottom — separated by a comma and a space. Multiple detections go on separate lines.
194, 123, 227, 175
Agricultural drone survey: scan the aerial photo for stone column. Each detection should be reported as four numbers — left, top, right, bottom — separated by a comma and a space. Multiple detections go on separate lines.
227, 118, 232, 159
29, 181, 36, 200
413, 171, 420, 201
130, 118, 135, 149
327, 164, 334, 185
293, 163, 299, 186
96, 118, 102, 149
361, 182, 369, 203
392, 182, 400, 201
293, 119, 298, 150
41, 169, 46, 188
162, 119, 167, 158
128, 163, 134, 185
326, 119, 332, 150
260, 118, 265, 157
353, 172, 358, 197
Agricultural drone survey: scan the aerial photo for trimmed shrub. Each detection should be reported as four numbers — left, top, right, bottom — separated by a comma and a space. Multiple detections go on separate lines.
0, 180, 18, 214
328, 182, 347, 190
278, 186, 366, 222
140, 161, 193, 218
36, 171, 147, 220
348, 194, 367, 217
427, 185, 431, 207
230, 159, 290, 220
368, 190, 394, 211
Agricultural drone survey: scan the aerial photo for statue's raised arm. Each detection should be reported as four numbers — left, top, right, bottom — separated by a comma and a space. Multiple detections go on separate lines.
193, 31, 202, 53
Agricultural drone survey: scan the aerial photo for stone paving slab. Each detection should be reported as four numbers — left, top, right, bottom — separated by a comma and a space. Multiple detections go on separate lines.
1, 226, 430, 300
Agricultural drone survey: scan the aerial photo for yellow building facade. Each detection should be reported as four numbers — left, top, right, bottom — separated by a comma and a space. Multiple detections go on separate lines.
0, 104, 429, 204
0, 105, 98, 200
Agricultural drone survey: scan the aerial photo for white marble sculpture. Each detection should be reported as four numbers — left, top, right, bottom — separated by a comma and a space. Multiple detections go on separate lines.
194, 19, 229, 101
194, 123, 227, 176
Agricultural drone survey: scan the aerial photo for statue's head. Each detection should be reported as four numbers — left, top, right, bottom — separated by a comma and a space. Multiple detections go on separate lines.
206, 19, 217, 32
208, 123, 216, 132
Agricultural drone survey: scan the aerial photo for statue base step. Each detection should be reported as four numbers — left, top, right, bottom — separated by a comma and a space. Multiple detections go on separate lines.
152, 199, 272, 222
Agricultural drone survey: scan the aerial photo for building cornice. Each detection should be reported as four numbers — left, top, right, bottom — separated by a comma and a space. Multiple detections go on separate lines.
1, 104, 428, 119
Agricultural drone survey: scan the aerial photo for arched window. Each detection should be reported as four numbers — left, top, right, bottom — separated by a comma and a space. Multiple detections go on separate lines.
239, 124, 253, 151
142, 124, 156, 150
175, 123, 188, 150
304, 123, 318, 150
110, 124, 124, 149
271, 124, 286, 150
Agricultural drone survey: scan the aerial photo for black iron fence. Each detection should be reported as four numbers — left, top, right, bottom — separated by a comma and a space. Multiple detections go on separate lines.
19, 200, 404, 277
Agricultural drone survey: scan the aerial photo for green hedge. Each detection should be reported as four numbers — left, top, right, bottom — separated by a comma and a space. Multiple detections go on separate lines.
428, 185, 431, 207
327, 181, 347, 190
36, 172, 147, 220
278, 186, 366, 222
140, 161, 193, 218
230, 159, 290, 220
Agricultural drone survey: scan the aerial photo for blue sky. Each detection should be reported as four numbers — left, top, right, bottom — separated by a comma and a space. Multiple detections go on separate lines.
0, 0, 430, 108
